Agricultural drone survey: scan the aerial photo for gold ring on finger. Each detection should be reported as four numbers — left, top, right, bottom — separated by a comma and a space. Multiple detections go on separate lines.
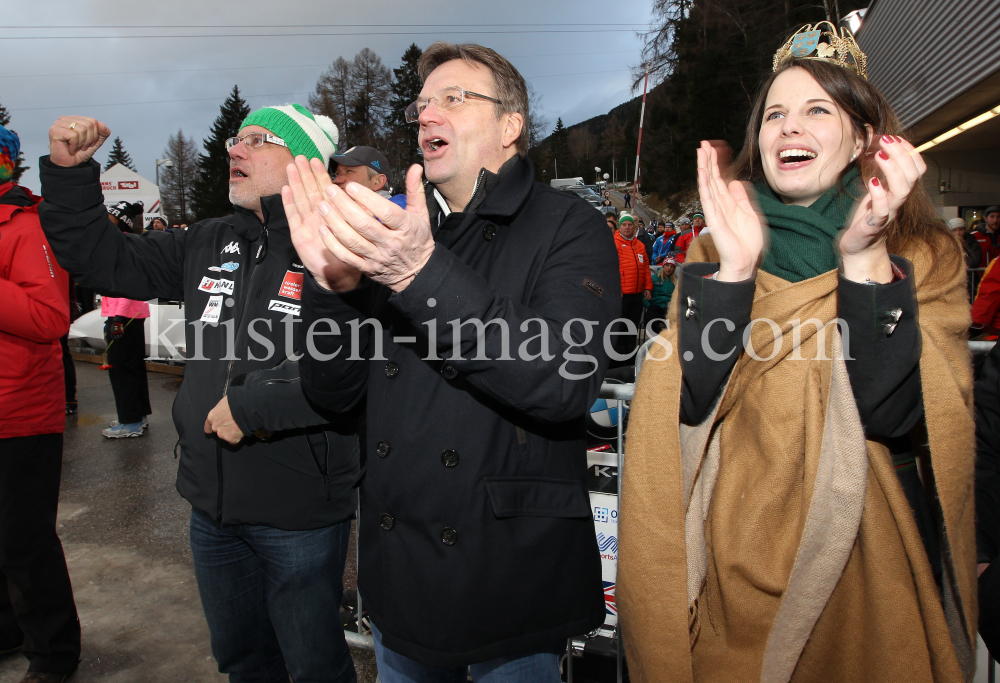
68, 122, 77, 130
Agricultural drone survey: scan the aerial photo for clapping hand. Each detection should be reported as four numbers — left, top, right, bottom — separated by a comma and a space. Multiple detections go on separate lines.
840, 135, 926, 283
282, 156, 435, 293
48, 116, 111, 168
696, 140, 765, 282
281, 158, 363, 293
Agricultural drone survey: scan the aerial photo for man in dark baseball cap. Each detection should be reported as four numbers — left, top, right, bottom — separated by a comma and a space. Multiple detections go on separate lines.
329, 146, 407, 208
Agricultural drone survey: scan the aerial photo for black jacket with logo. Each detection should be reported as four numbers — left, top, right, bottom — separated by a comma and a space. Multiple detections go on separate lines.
299, 156, 622, 666
37, 156, 360, 530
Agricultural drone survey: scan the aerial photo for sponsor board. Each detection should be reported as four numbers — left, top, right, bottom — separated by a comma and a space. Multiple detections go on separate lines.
101, 180, 139, 191
591, 491, 618, 629
200, 295, 223, 323
278, 271, 303, 300
268, 299, 301, 316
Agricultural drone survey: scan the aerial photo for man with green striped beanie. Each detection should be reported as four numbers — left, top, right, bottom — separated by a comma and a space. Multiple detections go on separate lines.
229, 103, 339, 220
38, 105, 361, 681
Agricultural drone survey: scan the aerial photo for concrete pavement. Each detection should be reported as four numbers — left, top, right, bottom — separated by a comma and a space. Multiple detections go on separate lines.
0, 361, 377, 683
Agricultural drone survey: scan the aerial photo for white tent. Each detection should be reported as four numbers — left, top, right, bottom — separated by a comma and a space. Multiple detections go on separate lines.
100, 164, 164, 230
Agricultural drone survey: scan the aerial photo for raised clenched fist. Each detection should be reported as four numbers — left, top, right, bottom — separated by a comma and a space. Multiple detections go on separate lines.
48, 116, 111, 168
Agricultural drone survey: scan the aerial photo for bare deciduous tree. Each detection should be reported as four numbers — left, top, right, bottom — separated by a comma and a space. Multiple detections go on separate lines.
160, 129, 199, 224
309, 57, 352, 136
568, 127, 596, 163
526, 82, 549, 149
347, 48, 393, 149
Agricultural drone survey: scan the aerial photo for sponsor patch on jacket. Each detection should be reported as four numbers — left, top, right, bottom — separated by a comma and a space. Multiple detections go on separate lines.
200, 295, 223, 323
221, 241, 241, 255
208, 261, 240, 272
268, 299, 301, 316
198, 277, 235, 295
582, 277, 604, 297
637, 254, 644, 263
278, 271, 303, 300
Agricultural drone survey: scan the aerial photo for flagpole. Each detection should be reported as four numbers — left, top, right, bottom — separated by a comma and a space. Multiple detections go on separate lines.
633, 61, 651, 200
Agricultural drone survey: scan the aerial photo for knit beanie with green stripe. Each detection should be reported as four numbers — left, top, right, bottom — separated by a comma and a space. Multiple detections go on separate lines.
240, 104, 339, 164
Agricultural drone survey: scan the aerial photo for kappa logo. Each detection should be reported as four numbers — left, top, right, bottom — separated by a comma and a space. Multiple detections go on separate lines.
268, 299, 301, 316
221, 241, 241, 255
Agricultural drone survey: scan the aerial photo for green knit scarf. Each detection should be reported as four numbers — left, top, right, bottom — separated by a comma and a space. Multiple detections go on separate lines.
756, 167, 863, 283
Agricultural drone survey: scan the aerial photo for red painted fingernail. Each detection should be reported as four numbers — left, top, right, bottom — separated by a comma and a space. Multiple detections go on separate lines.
878, 150, 889, 160
871, 177, 880, 186
882, 135, 894, 144
893, 135, 902, 143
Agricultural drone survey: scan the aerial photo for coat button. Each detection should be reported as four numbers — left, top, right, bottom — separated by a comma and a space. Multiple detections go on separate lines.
441, 449, 459, 467
483, 224, 496, 241
441, 364, 458, 379
376, 440, 391, 458
441, 527, 457, 545
380, 514, 394, 530
384, 361, 399, 378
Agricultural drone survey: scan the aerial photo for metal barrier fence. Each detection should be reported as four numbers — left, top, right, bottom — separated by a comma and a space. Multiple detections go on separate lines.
344, 341, 998, 682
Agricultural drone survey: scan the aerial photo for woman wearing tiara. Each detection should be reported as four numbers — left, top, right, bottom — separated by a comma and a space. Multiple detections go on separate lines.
617, 23, 977, 683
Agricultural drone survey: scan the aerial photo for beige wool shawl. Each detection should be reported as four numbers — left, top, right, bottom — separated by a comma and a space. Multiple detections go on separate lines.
617, 236, 978, 683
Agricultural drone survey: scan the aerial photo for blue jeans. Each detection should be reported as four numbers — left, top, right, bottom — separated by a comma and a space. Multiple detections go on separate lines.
189, 507, 356, 683
372, 623, 561, 683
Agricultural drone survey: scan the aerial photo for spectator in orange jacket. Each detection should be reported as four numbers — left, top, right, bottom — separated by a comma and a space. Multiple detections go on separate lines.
0, 124, 81, 682
612, 213, 652, 359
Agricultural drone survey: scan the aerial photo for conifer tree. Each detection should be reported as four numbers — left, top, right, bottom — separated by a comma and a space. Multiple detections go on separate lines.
384, 43, 423, 189
191, 85, 250, 220
104, 136, 135, 171
0, 102, 29, 183
549, 118, 572, 178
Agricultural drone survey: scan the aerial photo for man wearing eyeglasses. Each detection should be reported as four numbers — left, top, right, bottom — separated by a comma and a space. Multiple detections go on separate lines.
37, 106, 360, 683
284, 42, 620, 682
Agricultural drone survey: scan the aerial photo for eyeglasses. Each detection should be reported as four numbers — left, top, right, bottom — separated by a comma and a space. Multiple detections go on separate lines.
225, 132, 288, 151
405, 86, 504, 124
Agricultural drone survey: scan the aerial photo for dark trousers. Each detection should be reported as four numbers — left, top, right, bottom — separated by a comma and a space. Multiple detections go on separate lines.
189, 508, 357, 683
107, 318, 150, 424
646, 304, 668, 336
612, 293, 645, 360
75, 286, 95, 315
59, 336, 76, 403
0, 434, 80, 674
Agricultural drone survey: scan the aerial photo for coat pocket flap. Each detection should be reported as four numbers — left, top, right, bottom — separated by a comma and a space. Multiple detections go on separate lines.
485, 477, 591, 519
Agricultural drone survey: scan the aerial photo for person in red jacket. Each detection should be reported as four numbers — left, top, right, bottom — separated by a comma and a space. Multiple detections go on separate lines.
612, 213, 652, 359
971, 206, 1000, 269
0, 125, 80, 683
972, 257, 1000, 335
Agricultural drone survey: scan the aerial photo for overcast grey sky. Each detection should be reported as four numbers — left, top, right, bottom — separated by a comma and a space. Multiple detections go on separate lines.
2, 0, 652, 194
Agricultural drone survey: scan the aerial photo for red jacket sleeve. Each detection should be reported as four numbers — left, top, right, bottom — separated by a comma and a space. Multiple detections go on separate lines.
972, 262, 1000, 329
0, 210, 70, 343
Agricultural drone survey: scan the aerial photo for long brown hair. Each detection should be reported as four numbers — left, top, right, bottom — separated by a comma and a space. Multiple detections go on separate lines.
730, 58, 960, 279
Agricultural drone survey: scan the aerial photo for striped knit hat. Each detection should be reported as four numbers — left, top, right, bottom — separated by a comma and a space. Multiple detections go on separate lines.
240, 104, 339, 164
